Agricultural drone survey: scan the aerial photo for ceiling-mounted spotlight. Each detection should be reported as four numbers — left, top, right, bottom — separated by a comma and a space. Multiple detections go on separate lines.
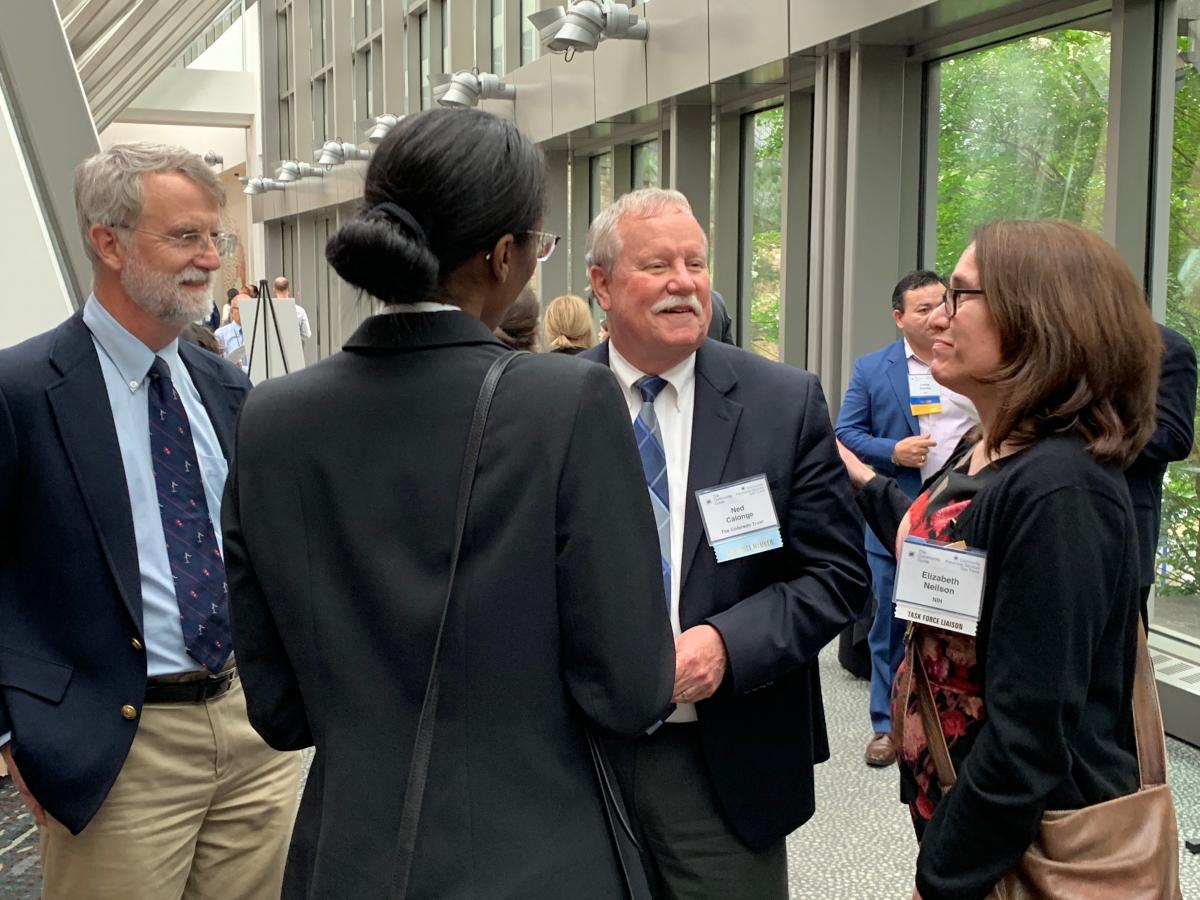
366, 113, 403, 143
275, 160, 326, 182
203, 150, 224, 166
430, 71, 516, 108
315, 140, 372, 167
241, 176, 287, 196
528, 1, 646, 60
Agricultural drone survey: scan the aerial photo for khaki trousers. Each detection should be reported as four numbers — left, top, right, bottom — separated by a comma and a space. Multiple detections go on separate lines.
40, 677, 300, 900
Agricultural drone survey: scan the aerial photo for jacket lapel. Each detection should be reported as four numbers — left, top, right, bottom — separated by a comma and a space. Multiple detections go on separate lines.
886, 341, 919, 436
180, 343, 247, 460
46, 316, 144, 629
680, 345, 742, 595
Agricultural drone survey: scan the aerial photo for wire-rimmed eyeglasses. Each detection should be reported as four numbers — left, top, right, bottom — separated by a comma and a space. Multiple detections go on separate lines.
525, 230, 561, 262
114, 225, 238, 258
941, 286, 985, 318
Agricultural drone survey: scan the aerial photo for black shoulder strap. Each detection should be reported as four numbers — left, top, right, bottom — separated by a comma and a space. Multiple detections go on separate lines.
391, 350, 521, 899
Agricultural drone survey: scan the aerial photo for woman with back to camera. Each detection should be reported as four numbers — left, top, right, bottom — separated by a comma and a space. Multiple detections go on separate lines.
543, 293, 595, 354
221, 108, 675, 899
837, 220, 1180, 899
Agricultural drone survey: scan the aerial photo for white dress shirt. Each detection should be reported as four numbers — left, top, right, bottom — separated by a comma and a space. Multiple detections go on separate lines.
609, 344, 698, 723
904, 339, 979, 481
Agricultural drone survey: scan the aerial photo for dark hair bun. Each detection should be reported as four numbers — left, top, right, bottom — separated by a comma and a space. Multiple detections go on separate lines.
325, 214, 439, 304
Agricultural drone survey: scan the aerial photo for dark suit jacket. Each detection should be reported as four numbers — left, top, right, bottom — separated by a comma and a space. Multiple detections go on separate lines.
581, 339, 871, 850
708, 290, 735, 345
0, 311, 249, 834
1124, 324, 1197, 587
223, 312, 675, 898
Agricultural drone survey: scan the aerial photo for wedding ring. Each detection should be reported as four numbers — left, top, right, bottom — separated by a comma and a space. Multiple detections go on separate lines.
681, 690, 689, 701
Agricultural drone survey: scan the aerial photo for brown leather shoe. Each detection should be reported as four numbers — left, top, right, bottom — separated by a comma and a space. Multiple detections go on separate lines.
865, 732, 896, 767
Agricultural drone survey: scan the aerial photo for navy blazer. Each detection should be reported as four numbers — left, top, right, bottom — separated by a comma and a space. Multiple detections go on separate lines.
0, 311, 249, 834
582, 339, 870, 850
835, 339, 923, 556
1124, 324, 1197, 587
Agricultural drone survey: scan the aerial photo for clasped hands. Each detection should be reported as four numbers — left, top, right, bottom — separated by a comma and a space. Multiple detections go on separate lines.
671, 624, 727, 704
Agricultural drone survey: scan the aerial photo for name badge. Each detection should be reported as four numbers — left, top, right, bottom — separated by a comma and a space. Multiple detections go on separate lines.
893, 537, 986, 635
695, 474, 783, 563
909, 372, 942, 416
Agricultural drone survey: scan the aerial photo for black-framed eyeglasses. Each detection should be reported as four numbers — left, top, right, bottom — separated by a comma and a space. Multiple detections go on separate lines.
113, 225, 238, 258
941, 287, 985, 318
525, 230, 561, 262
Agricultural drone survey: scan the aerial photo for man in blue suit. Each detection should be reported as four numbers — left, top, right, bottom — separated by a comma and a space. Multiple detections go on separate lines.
835, 270, 977, 767
0, 143, 298, 898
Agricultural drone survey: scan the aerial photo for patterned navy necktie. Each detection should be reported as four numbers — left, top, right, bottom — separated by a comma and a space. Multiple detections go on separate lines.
634, 375, 672, 609
147, 356, 232, 672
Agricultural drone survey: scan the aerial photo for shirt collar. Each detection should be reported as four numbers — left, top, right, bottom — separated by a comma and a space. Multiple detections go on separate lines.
83, 294, 181, 393
608, 342, 696, 412
902, 338, 930, 370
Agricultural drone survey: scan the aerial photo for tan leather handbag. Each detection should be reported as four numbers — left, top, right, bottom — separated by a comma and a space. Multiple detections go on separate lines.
909, 622, 1182, 899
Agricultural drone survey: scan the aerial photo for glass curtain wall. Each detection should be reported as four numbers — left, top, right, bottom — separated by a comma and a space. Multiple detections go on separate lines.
1157, 2, 1200, 644
492, 0, 505, 74
930, 25, 1112, 273
521, 0, 538, 65
740, 106, 784, 360
589, 152, 614, 219
441, 0, 450, 73
420, 11, 430, 109
632, 140, 660, 189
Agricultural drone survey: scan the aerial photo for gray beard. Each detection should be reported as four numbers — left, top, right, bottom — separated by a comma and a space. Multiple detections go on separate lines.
121, 258, 213, 327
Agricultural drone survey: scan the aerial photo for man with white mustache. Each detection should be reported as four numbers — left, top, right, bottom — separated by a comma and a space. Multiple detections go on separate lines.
582, 189, 870, 899
0, 142, 299, 898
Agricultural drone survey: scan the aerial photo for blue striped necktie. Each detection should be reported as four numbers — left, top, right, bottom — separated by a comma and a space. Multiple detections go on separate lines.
147, 356, 232, 672
634, 376, 672, 610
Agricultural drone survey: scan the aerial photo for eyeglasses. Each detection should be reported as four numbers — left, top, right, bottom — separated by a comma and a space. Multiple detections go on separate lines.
114, 225, 238, 258
525, 230, 561, 262
941, 287, 985, 318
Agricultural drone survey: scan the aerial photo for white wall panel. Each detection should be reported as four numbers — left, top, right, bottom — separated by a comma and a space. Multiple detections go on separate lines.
710, 0, 788, 82
550, 52, 597, 134
594, 35, 647, 120
645, 0, 709, 104
789, 0, 936, 54
511, 55, 554, 141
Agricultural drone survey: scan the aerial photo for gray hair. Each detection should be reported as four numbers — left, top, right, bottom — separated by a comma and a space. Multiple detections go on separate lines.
584, 188, 702, 273
74, 142, 225, 263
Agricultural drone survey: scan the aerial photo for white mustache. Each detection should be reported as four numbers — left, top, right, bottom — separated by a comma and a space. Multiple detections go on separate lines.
650, 295, 702, 315
176, 267, 211, 286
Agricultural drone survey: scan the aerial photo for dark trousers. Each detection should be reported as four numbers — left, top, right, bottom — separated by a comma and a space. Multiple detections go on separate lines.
608, 724, 788, 900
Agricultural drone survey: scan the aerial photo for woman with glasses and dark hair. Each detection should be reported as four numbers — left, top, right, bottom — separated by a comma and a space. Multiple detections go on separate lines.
222, 108, 674, 899
838, 220, 1179, 899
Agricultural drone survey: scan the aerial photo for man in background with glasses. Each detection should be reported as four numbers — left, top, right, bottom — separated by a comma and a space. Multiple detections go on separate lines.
835, 270, 978, 769
0, 142, 299, 898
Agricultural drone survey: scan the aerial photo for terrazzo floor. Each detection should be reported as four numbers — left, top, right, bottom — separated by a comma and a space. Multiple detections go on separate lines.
1, 648, 1198, 898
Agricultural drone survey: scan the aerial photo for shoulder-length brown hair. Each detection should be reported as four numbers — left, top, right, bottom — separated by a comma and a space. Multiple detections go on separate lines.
973, 219, 1160, 467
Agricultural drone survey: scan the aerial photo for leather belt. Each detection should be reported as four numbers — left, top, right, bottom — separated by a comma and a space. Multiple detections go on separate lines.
144, 667, 236, 704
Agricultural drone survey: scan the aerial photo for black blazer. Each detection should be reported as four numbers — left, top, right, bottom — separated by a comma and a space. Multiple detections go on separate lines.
581, 339, 871, 850
0, 311, 248, 834
223, 312, 675, 899
1124, 324, 1196, 587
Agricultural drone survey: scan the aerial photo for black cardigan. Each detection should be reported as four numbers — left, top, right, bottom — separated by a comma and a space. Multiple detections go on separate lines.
857, 433, 1141, 900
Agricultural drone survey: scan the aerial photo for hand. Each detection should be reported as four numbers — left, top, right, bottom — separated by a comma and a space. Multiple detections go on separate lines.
672, 625, 728, 704
1, 744, 47, 826
893, 435, 937, 469
836, 439, 876, 490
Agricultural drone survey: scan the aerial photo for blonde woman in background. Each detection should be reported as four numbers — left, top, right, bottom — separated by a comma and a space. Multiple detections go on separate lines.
543, 293, 595, 355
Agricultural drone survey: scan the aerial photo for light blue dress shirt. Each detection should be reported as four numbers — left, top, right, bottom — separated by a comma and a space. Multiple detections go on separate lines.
214, 321, 245, 367
84, 296, 230, 676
